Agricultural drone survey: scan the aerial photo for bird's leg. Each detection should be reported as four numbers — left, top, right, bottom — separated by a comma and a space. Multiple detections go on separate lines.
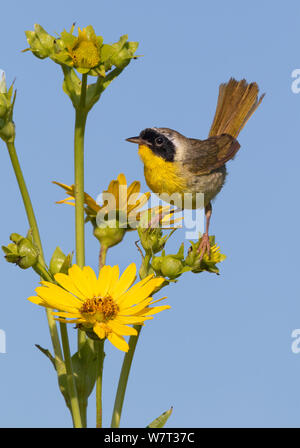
197, 202, 212, 260
147, 210, 163, 229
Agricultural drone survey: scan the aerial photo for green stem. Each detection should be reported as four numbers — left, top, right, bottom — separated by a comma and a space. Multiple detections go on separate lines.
5, 141, 64, 367
96, 339, 105, 428
74, 77, 88, 269
74, 74, 88, 351
33, 261, 53, 282
6, 141, 84, 427
111, 325, 142, 428
99, 245, 108, 271
143, 253, 151, 275
60, 322, 83, 428
6, 143, 42, 259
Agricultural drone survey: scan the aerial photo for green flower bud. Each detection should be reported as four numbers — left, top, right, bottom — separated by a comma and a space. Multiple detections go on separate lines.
24, 25, 55, 59
0, 106, 6, 118
160, 255, 184, 279
137, 226, 168, 254
93, 219, 126, 249
185, 236, 226, 275
139, 263, 155, 280
49, 246, 72, 275
185, 241, 197, 267
151, 255, 163, 273
0, 121, 15, 142
0, 75, 16, 143
9, 233, 24, 244
2, 233, 39, 269
18, 238, 39, 269
0, 71, 6, 93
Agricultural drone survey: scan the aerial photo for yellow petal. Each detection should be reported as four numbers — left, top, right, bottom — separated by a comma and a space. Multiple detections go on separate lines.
107, 332, 129, 352
141, 305, 171, 315
52, 311, 82, 318
83, 266, 100, 295
108, 321, 137, 336
119, 277, 165, 309
117, 173, 127, 185
35, 284, 81, 312
97, 265, 112, 296
128, 192, 150, 213
115, 315, 152, 324
54, 318, 80, 324
111, 263, 137, 300
127, 181, 140, 199
117, 274, 154, 306
98, 265, 119, 296
107, 265, 120, 294
120, 297, 153, 315
84, 193, 100, 212
118, 184, 128, 211
52, 181, 74, 196
54, 273, 86, 301
93, 322, 106, 339
28, 296, 47, 306
68, 265, 95, 298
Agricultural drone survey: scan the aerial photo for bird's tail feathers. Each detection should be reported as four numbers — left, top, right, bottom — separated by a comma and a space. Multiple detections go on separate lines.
209, 78, 265, 139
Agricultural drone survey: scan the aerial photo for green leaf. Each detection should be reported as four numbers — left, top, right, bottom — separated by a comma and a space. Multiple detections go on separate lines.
147, 407, 173, 428
49, 246, 72, 275
59, 253, 73, 274
60, 30, 77, 48
71, 339, 98, 411
35, 344, 70, 410
62, 66, 81, 108
35, 344, 56, 369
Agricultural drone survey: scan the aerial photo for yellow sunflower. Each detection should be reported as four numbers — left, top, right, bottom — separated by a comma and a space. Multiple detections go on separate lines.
28, 263, 169, 352
53, 173, 150, 227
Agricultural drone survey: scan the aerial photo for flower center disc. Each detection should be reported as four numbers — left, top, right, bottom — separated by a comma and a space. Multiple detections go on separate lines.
80, 296, 119, 321
71, 41, 100, 68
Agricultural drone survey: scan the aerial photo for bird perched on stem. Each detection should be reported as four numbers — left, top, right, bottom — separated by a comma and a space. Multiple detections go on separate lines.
126, 78, 264, 259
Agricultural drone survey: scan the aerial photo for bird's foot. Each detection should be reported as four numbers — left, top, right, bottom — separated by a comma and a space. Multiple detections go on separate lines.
197, 233, 211, 261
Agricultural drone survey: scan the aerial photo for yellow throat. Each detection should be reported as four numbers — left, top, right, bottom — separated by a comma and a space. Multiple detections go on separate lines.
138, 144, 186, 196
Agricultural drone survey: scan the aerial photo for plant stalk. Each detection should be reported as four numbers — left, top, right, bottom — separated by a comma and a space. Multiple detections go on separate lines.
111, 325, 142, 428
74, 74, 88, 350
96, 339, 105, 428
60, 322, 83, 428
5, 140, 64, 368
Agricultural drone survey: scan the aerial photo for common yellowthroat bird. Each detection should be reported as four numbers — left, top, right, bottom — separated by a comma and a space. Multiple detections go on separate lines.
126, 78, 264, 258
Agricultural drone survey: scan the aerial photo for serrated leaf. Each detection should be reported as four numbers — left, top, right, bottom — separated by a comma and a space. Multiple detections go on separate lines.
147, 407, 173, 428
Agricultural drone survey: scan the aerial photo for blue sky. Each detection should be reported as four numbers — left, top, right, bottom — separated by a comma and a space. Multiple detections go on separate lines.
0, 0, 300, 428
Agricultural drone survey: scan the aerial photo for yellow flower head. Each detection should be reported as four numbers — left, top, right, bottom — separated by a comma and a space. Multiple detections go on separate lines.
196, 244, 226, 274
24, 24, 138, 77
67, 27, 101, 70
28, 263, 169, 352
53, 173, 150, 228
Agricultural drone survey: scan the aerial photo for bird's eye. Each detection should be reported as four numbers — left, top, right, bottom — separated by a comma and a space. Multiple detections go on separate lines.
155, 137, 164, 146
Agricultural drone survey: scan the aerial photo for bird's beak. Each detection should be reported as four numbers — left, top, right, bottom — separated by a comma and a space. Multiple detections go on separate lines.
126, 136, 143, 144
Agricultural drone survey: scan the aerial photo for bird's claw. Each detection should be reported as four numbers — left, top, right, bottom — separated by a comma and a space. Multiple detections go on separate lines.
197, 233, 211, 261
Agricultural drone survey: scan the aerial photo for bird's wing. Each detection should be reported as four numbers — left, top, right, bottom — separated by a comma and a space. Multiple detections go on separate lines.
182, 134, 240, 175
